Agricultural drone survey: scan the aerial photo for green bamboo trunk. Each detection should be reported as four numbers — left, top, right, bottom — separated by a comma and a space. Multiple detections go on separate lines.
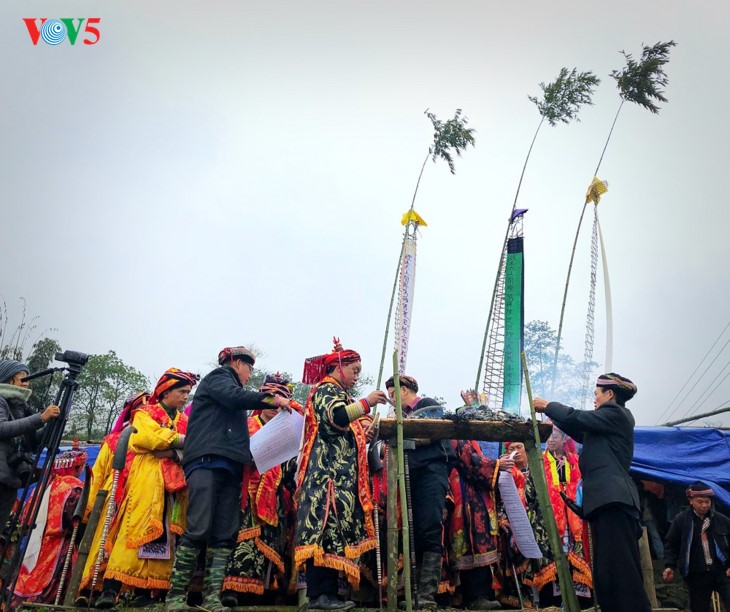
522, 352, 581, 612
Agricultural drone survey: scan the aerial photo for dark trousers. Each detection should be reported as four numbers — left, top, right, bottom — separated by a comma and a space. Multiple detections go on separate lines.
589, 503, 652, 612
460, 565, 493, 602
0, 483, 17, 534
179, 467, 241, 549
409, 462, 448, 560
306, 559, 339, 599
686, 569, 730, 612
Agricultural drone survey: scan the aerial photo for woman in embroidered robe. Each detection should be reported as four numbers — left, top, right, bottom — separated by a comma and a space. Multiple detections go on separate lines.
448, 437, 511, 610
522, 427, 592, 608
76, 392, 149, 606
221, 374, 302, 605
93, 369, 196, 608
12, 447, 87, 606
494, 441, 536, 609
294, 339, 386, 611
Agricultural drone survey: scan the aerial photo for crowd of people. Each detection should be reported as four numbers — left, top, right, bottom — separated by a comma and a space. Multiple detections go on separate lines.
1, 343, 729, 612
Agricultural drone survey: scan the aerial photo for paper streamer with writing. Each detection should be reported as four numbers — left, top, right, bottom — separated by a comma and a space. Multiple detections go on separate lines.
498, 471, 542, 558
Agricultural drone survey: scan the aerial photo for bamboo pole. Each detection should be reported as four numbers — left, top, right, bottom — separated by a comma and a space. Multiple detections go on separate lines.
386, 439, 398, 611
521, 352, 580, 612
639, 527, 659, 608
393, 351, 412, 612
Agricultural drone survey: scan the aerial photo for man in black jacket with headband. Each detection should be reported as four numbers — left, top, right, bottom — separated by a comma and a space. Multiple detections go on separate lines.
166, 346, 289, 612
534, 372, 651, 612
663, 482, 730, 612
385, 374, 455, 610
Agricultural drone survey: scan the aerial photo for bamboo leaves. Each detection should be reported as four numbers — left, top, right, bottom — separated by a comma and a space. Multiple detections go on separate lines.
425, 108, 476, 174
611, 40, 677, 114
529, 67, 601, 126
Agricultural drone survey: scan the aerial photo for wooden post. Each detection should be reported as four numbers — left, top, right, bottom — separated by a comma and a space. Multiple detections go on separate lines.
393, 351, 412, 612
639, 527, 658, 608
521, 352, 581, 612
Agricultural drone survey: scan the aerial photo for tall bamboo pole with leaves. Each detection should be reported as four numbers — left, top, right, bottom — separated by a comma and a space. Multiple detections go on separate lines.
550, 41, 676, 396
474, 68, 599, 391
376, 109, 475, 387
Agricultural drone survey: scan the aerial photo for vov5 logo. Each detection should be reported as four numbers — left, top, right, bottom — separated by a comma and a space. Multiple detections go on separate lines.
23, 18, 101, 46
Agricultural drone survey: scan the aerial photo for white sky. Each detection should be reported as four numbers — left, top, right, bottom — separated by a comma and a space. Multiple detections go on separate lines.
1, 0, 729, 427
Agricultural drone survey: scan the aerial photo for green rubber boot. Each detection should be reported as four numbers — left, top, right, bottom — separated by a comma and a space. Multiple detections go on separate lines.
165, 544, 200, 611
201, 547, 234, 612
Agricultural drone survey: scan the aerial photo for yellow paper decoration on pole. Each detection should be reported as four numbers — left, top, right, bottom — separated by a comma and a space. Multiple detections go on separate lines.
585, 177, 608, 204
401, 209, 428, 226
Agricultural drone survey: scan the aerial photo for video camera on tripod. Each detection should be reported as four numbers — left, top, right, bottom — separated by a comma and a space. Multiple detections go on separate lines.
1, 348, 89, 604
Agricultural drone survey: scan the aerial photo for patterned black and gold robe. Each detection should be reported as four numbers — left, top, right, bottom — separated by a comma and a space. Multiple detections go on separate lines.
223, 414, 298, 596
293, 376, 376, 588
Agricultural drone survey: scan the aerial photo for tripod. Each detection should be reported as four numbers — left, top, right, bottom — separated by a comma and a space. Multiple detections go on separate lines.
1, 350, 87, 608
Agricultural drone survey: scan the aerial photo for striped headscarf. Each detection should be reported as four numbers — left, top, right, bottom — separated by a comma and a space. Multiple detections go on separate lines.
686, 482, 714, 499
218, 346, 256, 366
110, 390, 151, 434
260, 372, 293, 400
385, 375, 419, 393
596, 372, 637, 401
151, 368, 198, 404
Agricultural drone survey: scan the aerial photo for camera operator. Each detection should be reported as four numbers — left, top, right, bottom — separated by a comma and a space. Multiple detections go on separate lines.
0, 360, 61, 530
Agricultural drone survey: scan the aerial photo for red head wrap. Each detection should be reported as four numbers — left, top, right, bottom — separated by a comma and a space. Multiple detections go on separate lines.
150, 368, 198, 404
110, 391, 150, 434
302, 337, 361, 385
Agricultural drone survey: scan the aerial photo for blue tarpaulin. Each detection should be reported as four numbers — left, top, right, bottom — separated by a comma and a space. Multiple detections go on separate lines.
631, 426, 730, 513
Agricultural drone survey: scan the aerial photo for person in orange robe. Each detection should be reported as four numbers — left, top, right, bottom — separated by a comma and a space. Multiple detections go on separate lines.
12, 444, 87, 606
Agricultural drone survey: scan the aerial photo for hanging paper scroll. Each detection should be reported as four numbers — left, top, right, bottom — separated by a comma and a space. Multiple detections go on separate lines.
502, 236, 524, 413
394, 237, 417, 374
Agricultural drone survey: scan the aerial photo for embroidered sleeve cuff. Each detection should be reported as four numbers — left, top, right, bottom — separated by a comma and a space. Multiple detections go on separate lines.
360, 399, 371, 414
345, 401, 366, 422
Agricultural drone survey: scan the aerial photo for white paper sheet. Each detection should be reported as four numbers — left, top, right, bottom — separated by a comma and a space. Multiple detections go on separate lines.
498, 471, 542, 559
249, 409, 305, 474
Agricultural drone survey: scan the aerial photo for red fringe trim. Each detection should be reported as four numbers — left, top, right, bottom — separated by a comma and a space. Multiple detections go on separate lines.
522, 562, 557, 591
221, 576, 264, 595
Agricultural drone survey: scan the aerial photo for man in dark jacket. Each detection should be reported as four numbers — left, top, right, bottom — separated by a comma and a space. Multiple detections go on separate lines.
534, 372, 651, 612
385, 375, 455, 610
0, 360, 60, 531
166, 347, 289, 612
663, 482, 730, 612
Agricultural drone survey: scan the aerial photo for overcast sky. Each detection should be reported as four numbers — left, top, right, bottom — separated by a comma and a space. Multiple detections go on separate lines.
2, 0, 729, 427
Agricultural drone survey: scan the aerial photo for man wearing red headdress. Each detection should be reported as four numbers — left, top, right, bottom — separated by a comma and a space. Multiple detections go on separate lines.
294, 339, 387, 611
221, 373, 304, 606
76, 391, 149, 606
12, 445, 87, 606
166, 347, 286, 612
534, 372, 650, 612
94, 368, 197, 608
